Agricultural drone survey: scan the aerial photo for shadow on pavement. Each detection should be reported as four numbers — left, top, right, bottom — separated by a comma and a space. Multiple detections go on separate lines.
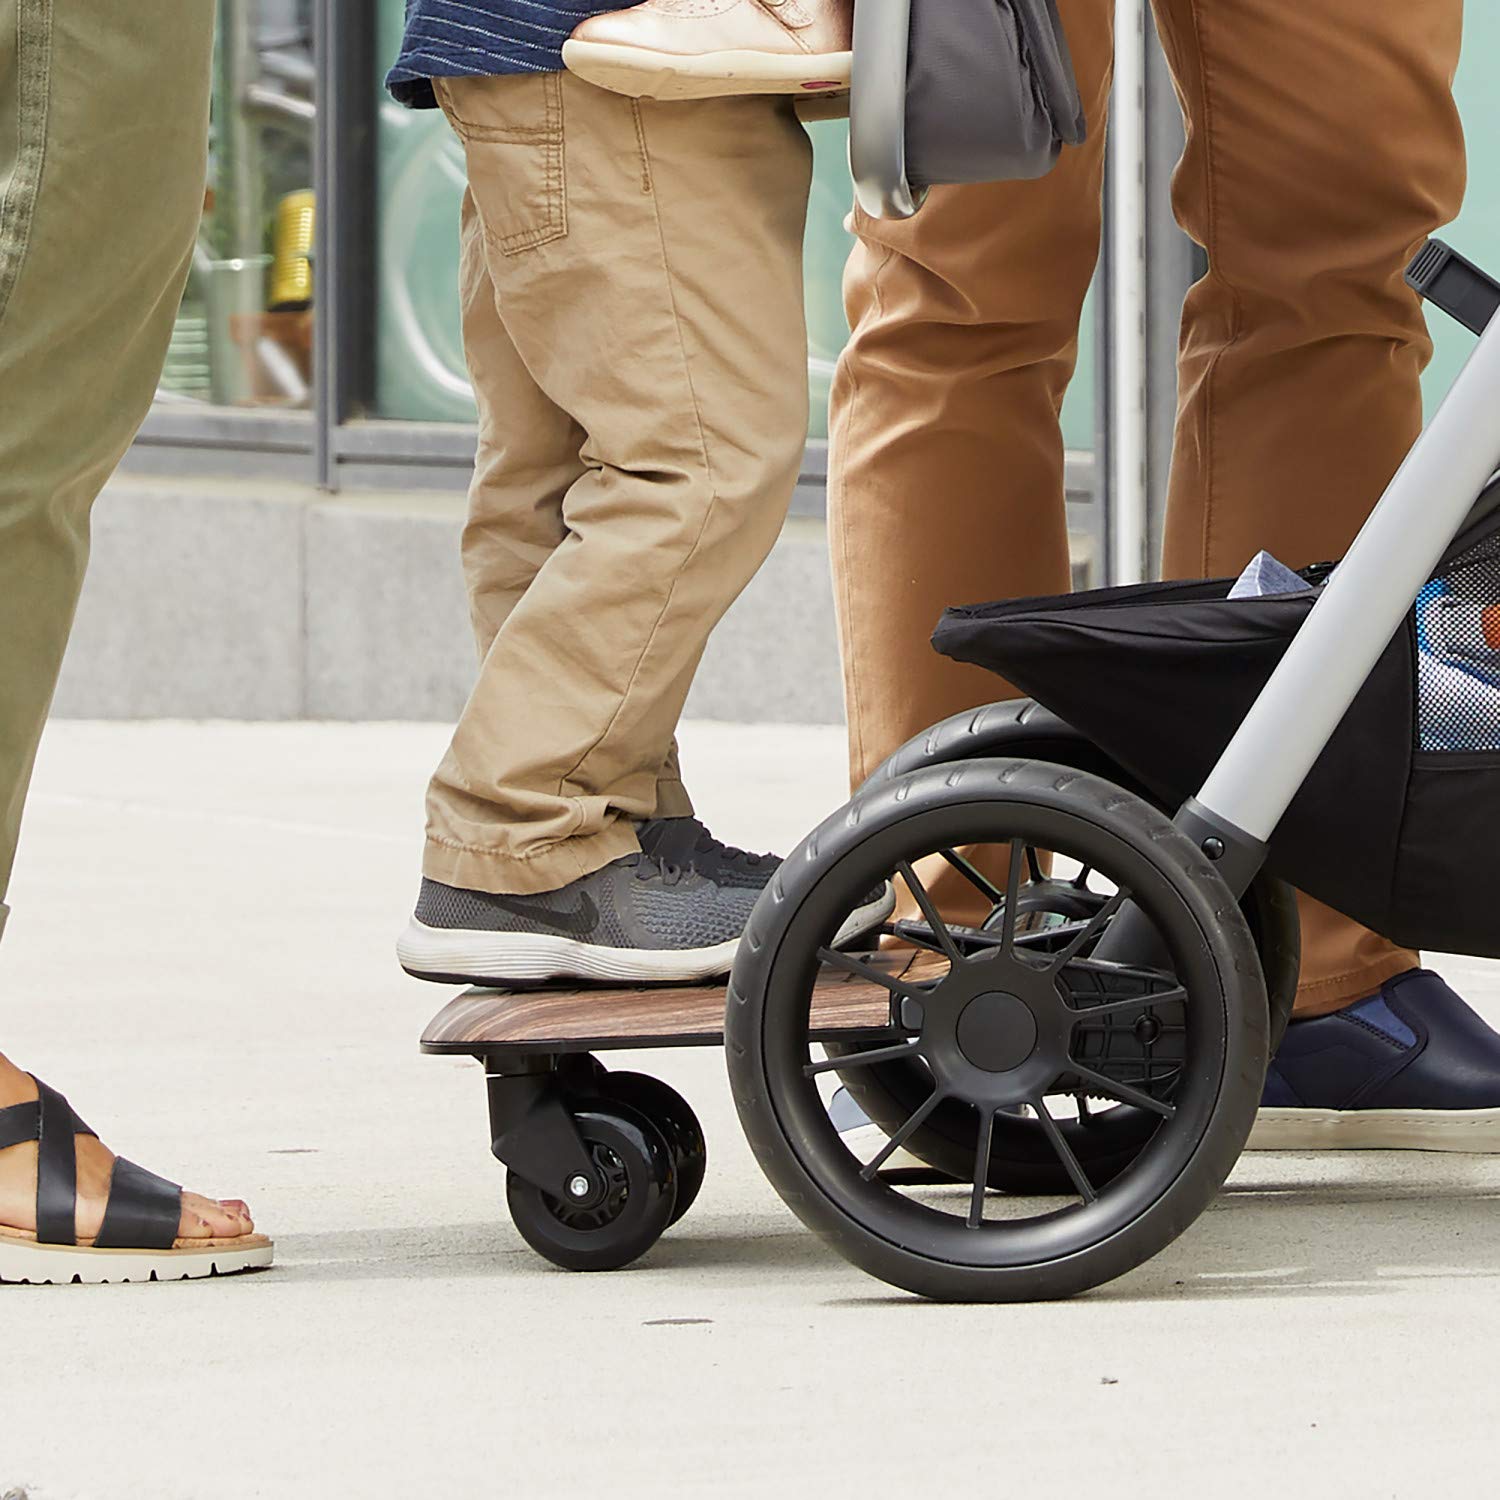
257, 1159, 1500, 1302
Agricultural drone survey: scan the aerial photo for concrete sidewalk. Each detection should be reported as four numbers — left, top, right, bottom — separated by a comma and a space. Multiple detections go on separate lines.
2, 721, 1499, 1500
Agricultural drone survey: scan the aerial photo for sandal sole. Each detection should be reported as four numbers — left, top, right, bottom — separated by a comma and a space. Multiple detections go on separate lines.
0, 1231, 274, 1285
1247, 1105, 1500, 1152
562, 40, 851, 101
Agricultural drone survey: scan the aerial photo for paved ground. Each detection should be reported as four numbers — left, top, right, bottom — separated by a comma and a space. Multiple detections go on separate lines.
2, 721, 1499, 1500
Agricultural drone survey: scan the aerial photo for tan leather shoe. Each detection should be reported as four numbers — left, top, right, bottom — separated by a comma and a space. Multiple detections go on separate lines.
564, 0, 853, 103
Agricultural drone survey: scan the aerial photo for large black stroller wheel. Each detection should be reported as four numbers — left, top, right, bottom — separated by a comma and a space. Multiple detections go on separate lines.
726, 759, 1269, 1302
506, 1103, 677, 1272
824, 869, 1295, 1196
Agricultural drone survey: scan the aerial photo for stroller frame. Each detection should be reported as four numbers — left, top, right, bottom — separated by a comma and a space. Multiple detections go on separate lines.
1185, 258, 1500, 894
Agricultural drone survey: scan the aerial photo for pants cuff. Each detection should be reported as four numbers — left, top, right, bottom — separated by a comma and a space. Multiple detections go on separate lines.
422, 820, 642, 897
653, 778, 694, 819
1291, 950, 1420, 1019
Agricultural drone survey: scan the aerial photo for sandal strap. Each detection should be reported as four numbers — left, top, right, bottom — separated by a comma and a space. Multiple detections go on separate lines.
35, 1079, 95, 1246
0, 1080, 166, 1249
0, 1100, 41, 1152
95, 1157, 182, 1251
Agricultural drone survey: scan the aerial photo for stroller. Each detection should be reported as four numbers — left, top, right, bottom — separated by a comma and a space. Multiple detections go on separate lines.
722, 2, 1500, 1300
423, 1, 1500, 1303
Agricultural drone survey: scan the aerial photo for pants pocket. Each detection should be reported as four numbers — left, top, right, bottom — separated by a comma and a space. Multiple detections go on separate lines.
435, 73, 567, 256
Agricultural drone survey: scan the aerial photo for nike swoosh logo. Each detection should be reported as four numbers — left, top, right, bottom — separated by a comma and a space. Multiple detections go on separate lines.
489, 891, 599, 937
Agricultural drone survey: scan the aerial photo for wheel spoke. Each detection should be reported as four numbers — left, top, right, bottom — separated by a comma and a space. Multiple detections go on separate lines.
894, 861, 965, 966
1046, 889, 1129, 973
1031, 1096, 1098, 1204
887, 919, 952, 957
1068, 1062, 1178, 1120
937, 847, 1005, 907
1067, 986, 1187, 1021
816, 946, 931, 1007
967, 1107, 997, 1227
1063, 956, 1185, 988
860, 1088, 946, 1181
803, 1039, 919, 1078
999, 838, 1025, 954
1026, 846, 1045, 884
1072, 866, 1093, 890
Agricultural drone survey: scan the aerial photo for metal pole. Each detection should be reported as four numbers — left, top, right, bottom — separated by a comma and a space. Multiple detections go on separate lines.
311, 1, 333, 489
312, 0, 378, 492
1107, 0, 1148, 585
1142, 13, 1199, 575
216, 0, 263, 260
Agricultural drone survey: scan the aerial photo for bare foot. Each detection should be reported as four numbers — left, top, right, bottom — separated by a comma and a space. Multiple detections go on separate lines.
0, 1063, 255, 1243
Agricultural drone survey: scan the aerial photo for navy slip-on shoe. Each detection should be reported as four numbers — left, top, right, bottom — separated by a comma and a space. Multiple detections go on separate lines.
1247, 968, 1500, 1152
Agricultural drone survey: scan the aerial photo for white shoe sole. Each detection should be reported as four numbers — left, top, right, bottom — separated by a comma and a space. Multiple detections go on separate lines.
398, 884, 896, 988
562, 39, 852, 101
0, 1235, 274, 1285
840, 882, 896, 948
399, 922, 743, 986
1247, 1105, 1500, 1153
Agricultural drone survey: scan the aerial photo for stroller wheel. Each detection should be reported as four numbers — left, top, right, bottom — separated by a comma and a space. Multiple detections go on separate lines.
726, 759, 1268, 1303
822, 868, 1296, 1196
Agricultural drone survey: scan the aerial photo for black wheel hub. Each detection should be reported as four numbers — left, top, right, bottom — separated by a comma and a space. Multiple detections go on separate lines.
544, 1141, 629, 1230
915, 950, 1075, 1109
955, 992, 1037, 1072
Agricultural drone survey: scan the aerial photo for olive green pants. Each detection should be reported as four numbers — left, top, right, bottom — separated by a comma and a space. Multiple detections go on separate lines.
0, 0, 214, 939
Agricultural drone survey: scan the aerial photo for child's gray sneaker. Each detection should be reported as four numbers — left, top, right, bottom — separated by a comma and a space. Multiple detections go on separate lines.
398, 853, 763, 987
637, 815, 896, 945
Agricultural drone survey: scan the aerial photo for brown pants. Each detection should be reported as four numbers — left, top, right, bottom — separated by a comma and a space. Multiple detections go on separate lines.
829, 0, 1465, 1016
426, 73, 811, 895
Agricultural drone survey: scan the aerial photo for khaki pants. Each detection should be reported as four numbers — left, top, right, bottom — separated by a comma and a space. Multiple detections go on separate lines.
0, 0, 213, 940
829, 0, 1465, 1016
424, 74, 812, 896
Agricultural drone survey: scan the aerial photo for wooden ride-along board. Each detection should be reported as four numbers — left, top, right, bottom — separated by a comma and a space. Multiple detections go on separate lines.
420, 951, 937, 1057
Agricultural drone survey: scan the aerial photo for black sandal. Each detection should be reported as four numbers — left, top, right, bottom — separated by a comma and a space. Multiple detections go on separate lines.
0, 1077, 272, 1284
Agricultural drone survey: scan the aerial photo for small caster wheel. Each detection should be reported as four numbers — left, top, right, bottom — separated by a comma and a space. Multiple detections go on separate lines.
557, 1052, 607, 1090
593, 1072, 707, 1226
506, 1102, 677, 1271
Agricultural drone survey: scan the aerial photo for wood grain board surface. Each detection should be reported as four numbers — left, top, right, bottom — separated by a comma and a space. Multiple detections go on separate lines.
420, 951, 944, 1054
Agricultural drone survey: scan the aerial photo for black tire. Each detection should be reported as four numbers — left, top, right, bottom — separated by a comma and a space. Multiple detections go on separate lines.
506, 1103, 677, 1272
860, 696, 1300, 1038
726, 758, 1269, 1303
590, 1072, 707, 1227
826, 868, 1297, 1195
831, 702, 1297, 1196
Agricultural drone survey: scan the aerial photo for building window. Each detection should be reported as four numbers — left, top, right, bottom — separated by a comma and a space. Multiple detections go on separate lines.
161, 0, 316, 411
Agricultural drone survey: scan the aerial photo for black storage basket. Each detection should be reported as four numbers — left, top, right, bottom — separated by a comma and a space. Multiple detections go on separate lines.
932, 495, 1500, 957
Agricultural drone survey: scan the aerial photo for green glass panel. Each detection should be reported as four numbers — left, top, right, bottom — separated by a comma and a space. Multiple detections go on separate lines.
1423, 13, 1500, 414
374, 0, 477, 422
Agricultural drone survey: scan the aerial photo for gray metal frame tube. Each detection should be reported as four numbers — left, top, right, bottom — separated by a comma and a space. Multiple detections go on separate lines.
1195, 313, 1500, 841
849, 0, 919, 219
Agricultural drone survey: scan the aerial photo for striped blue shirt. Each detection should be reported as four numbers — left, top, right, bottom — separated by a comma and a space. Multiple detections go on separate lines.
388, 0, 623, 107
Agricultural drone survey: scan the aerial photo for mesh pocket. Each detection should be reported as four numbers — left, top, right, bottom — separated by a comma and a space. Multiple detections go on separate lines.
1416, 526, 1500, 752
